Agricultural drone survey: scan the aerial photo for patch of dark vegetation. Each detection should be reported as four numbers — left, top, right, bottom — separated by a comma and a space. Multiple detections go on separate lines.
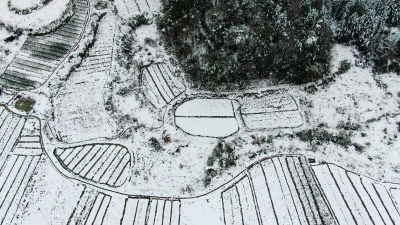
4, 30, 23, 42
127, 14, 151, 31
159, 0, 333, 88
327, 0, 400, 74
203, 140, 238, 186
94, 1, 108, 10
336, 121, 362, 131
149, 137, 163, 151
15, 96, 36, 113
296, 128, 353, 148
158, 0, 400, 89
336, 59, 352, 75
119, 34, 139, 69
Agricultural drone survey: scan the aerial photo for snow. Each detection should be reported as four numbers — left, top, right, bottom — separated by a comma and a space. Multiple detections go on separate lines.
310, 67, 398, 127
313, 163, 400, 225
329, 164, 373, 224
180, 193, 225, 225
11, 157, 85, 225
242, 111, 303, 130
175, 99, 235, 117
1, 0, 400, 222
390, 188, 400, 212
113, 0, 161, 20
235, 176, 259, 224
260, 160, 292, 224
248, 164, 277, 224
312, 164, 355, 224
9, 0, 43, 11
374, 184, 400, 222
0, 0, 72, 32
175, 117, 239, 138
330, 44, 358, 73
221, 187, 242, 225
347, 172, 386, 225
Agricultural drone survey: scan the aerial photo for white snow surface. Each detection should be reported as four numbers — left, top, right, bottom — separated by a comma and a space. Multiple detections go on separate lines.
175, 117, 239, 137
9, 0, 43, 11
175, 99, 235, 117
0, 0, 71, 31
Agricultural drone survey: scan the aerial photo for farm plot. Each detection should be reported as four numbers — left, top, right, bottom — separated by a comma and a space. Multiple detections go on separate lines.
0, 0, 89, 91
52, 14, 117, 143
312, 164, 400, 224
137, 198, 180, 225
114, 0, 161, 19
240, 94, 303, 130
75, 14, 116, 75
69, 195, 180, 225
174, 99, 239, 138
142, 63, 185, 108
221, 155, 336, 225
66, 187, 99, 225
390, 188, 400, 210
54, 144, 132, 187
84, 193, 112, 225
0, 108, 43, 225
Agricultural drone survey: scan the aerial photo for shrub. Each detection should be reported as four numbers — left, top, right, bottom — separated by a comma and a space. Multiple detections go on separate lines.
336, 60, 352, 75
15, 97, 35, 112
162, 131, 171, 143
296, 128, 353, 147
127, 14, 151, 31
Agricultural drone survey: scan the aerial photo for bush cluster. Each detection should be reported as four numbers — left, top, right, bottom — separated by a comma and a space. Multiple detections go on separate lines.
203, 141, 237, 186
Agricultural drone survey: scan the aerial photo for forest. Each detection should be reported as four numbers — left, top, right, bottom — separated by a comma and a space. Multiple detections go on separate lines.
157, 0, 400, 88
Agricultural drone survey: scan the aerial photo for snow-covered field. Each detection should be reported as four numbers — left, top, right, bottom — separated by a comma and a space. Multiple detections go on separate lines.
174, 99, 239, 137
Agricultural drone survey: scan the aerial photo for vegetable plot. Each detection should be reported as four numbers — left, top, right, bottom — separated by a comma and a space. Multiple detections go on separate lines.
240, 94, 303, 130
221, 156, 335, 225
54, 144, 132, 187
142, 64, 185, 108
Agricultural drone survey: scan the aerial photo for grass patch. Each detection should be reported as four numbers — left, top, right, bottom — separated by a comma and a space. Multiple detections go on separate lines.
15, 98, 36, 113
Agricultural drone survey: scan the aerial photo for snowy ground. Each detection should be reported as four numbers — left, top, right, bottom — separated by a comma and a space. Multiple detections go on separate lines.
0, 0, 400, 223
0, 0, 72, 32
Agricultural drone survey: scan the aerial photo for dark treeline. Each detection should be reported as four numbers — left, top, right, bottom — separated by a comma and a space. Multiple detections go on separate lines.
157, 0, 400, 88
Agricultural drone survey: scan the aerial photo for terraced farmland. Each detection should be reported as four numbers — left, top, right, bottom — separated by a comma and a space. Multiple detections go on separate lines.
52, 14, 117, 143
240, 94, 303, 130
121, 198, 181, 225
0, 107, 43, 224
0, 0, 89, 91
142, 63, 185, 108
312, 163, 400, 224
54, 144, 132, 187
220, 155, 335, 225
114, 0, 161, 19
